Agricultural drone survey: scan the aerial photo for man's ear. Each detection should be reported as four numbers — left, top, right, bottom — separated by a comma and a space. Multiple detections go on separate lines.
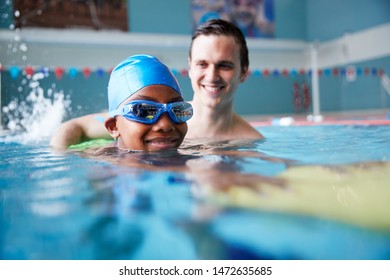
104, 117, 120, 139
187, 57, 192, 78
240, 67, 249, 82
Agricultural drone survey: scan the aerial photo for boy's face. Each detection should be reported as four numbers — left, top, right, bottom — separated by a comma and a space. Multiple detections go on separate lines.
188, 34, 247, 110
106, 85, 187, 151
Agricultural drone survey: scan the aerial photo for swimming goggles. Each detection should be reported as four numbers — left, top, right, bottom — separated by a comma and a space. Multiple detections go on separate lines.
109, 100, 193, 124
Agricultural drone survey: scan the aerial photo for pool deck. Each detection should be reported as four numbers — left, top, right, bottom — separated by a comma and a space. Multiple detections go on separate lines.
246, 109, 390, 126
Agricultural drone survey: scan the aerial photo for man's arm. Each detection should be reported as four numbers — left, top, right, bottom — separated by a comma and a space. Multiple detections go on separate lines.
50, 113, 110, 148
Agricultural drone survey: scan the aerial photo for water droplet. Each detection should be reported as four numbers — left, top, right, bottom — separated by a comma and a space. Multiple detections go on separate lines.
29, 81, 40, 89
8, 101, 16, 110
19, 43, 28, 52
32, 72, 45, 81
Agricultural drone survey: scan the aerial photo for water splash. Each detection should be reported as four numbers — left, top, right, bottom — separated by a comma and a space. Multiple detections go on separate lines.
1, 72, 71, 144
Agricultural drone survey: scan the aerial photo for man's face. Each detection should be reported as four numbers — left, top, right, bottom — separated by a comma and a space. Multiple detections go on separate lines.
188, 34, 247, 110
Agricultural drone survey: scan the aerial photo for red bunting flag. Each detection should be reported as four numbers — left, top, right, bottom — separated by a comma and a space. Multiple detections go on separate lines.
25, 66, 34, 77
83, 67, 91, 78
54, 67, 64, 80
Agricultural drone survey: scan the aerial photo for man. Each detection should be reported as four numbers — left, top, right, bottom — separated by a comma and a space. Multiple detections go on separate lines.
186, 18, 262, 140
50, 19, 263, 148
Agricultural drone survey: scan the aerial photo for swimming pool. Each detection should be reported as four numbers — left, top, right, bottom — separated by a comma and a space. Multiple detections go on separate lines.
1, 124, 390, 260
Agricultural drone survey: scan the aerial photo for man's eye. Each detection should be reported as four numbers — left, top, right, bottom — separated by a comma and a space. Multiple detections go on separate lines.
219, 63, 234, 70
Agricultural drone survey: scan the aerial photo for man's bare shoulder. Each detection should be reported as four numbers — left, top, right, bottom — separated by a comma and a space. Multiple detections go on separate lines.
233, 114, 264, 139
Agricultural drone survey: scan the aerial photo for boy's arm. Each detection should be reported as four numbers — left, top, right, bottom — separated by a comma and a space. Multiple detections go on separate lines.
50, 113, 110, 148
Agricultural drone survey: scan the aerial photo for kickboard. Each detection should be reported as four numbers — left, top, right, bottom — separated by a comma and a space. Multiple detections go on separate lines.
202, 162, 390, 230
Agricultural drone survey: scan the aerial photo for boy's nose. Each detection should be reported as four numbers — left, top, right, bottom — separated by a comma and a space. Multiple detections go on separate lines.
153, 113, 175, 131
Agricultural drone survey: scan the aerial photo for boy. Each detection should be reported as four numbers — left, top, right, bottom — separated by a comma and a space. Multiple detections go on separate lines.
99, 54, 192, 151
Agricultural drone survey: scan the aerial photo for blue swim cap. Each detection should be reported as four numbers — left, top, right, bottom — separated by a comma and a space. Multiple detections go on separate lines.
108, 54, 182, 112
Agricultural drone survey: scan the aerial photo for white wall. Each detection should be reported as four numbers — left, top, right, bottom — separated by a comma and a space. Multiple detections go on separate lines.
312, 23, 390, 69
1, 23, 389, 72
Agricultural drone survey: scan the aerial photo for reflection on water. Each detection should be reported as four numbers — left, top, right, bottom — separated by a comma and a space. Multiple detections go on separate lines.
1, 126, 390, 259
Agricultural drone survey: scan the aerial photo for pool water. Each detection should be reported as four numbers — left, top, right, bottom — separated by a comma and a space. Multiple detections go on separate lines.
1, 125, 390, 260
